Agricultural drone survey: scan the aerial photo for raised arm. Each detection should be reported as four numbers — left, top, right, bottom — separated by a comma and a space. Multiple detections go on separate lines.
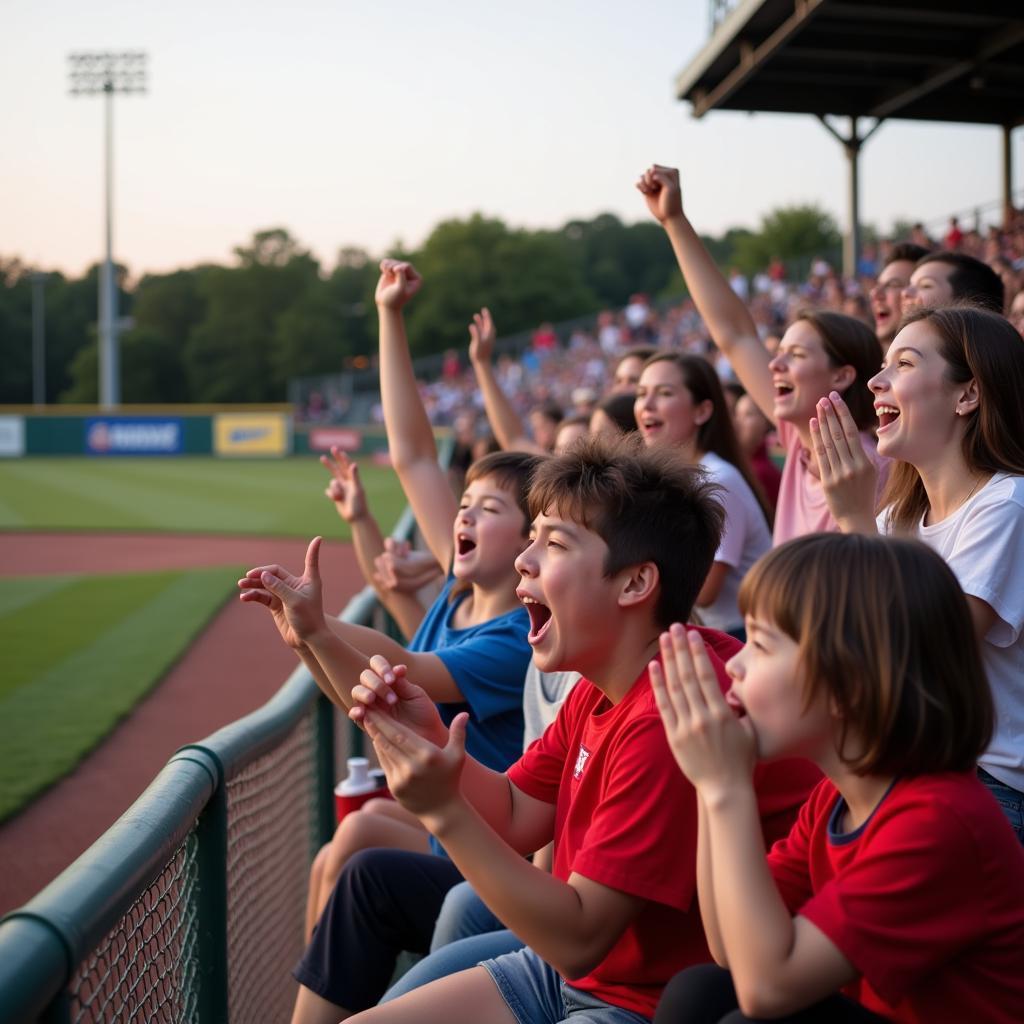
376, 260, 458, 568
468, 308, 546, 455
321, 447, 434, 639
637, 165, 777, 423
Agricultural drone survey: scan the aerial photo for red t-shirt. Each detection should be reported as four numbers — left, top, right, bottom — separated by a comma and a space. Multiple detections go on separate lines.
508, 627, 819, 1018
768, 774, 1024, 1022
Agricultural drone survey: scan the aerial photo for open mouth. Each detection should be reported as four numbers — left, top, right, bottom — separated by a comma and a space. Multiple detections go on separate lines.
875, 404, 900, 429
456, 535, 477, 557
520, 595, 553, 644
725, 689, 747, 718
773, 382, 794, 399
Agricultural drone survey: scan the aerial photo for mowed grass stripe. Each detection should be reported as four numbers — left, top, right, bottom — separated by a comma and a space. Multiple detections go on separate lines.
0, 566, 243, 821
0, 575, 72, 620
0, 457, 408, 537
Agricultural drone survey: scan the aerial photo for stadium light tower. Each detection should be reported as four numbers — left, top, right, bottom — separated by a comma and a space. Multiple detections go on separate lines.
68, 51, 147, 408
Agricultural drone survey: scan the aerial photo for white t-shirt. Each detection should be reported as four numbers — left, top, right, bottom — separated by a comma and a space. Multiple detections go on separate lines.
879, 473, 1024, 792
522, 666, 579, 746
699, 451, 772, 633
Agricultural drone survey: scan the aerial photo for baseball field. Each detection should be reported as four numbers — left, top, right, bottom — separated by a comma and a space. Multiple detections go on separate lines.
0, 456, 407, 822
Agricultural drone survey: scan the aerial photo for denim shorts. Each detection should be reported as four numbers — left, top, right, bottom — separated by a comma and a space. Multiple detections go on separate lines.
481, 947, 651, 1024
978, 767, 1024, 845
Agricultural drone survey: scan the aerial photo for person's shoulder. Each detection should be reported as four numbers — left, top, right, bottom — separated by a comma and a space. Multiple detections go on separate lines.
980, 473, 1024, 506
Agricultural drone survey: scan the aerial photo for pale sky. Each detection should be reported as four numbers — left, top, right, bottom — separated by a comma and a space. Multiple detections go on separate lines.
3, 0, 1020, 281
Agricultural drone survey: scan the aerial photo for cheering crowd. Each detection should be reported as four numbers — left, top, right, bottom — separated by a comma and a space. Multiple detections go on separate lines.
239, 165, 1024, 1024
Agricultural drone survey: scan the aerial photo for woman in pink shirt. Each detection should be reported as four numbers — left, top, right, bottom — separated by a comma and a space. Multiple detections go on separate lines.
637, 164, 888, 543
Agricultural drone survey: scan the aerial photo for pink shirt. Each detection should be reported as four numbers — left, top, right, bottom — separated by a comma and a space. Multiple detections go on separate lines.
772, 419, 889, 545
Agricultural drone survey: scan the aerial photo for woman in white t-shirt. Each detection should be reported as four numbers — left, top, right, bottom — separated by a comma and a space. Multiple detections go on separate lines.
636, 352, 771, 637
810, 305, 1024, 838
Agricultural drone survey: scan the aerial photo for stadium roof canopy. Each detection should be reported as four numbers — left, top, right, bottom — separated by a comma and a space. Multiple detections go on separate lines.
675, 0, 1024, 272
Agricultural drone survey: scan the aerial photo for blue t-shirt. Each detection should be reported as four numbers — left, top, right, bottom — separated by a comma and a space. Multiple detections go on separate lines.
408, 576, 530, 774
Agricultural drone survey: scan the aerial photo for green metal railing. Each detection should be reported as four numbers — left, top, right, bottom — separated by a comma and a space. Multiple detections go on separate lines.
0, 503, 422, 1024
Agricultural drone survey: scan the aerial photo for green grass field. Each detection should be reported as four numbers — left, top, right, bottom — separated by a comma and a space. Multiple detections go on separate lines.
0, 566, 244, 821
0, 456, 410, 820
0, 457, 408, 538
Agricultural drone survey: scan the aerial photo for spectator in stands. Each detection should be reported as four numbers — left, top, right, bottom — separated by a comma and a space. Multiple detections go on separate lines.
637, 163, 887, 545
240, 261, 536, 945
468, 307, 564, 455
336, 435, 816, 1024
902, 250, 1005, 314
809, 305, 1024, 840
1010, 288, 1024, 338
945, 215, 964, 250
636, 352, 771, 637
727, 384, 782, 512
869, 242, 929, 349
610, 345, 658, 393
589, 391, 638, 438
552, 414, 589, 452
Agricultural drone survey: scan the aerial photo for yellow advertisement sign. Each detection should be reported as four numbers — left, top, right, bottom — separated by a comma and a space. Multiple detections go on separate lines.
214, 413, 290, 457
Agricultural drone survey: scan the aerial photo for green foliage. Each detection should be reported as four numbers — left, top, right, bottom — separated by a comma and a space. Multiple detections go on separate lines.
0, 566, 242, 820
0, 202, 858, 404
733, 204, 841, 275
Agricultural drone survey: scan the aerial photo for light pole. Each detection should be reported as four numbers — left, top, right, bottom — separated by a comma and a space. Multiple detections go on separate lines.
68, 51, 147, 408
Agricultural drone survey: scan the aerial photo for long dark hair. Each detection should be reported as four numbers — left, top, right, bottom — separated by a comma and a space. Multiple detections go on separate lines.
881, 305, 1024, 531
643, 353, 772, 527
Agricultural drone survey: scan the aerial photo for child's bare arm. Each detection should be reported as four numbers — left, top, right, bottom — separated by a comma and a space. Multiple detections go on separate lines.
375, 260, 458, 569
365, 710, 645, 979
637, 165, 777, 423
468, 308, 546, 455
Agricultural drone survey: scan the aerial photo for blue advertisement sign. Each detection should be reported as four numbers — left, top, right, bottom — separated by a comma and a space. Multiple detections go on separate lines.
85, 417, 183, 455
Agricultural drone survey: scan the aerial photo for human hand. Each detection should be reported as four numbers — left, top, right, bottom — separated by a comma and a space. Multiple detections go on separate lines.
373, 540, 444, 594
375, 258, 423, 310
636, 164, 684, 225
362, 707, 468, 819
809, 392, 878, 534
348, 654, 449, 747
237, 537, 328, 643
321, 446, 368, 523
468, 308, 496, 364
650, 625, 756, 799
237, 570, 305, 650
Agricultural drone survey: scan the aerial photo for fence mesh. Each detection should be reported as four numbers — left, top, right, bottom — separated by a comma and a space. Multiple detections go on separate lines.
68, 831, 201, 1024
226, 709, 321, 1024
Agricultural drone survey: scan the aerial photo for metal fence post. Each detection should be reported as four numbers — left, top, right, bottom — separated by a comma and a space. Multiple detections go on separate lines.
194, 782, 229, 1023
314, 694, 337, 847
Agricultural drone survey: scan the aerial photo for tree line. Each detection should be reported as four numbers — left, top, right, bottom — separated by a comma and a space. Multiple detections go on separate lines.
0, 206, 841, 405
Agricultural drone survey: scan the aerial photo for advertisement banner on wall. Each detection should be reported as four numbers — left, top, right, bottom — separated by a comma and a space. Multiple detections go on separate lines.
85, 418, 183, 455
214, 413, 290, 457
0, 416, 25, 457
308, 427, 363, 453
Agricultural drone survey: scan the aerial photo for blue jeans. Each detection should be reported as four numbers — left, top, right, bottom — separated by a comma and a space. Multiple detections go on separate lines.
382, 930, 525, 1002
430, 880, 503, 951
483, 947, 651, 1024
978, 767, 1024, 844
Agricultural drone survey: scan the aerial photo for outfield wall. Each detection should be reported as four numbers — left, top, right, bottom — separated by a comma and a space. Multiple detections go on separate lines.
0, 407, 400, 459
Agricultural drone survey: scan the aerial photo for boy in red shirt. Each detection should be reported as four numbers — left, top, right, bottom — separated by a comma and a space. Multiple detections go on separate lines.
326, 435, 818, 1024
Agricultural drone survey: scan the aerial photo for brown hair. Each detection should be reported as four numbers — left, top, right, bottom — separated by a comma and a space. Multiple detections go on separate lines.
739, 533, 993, 776
880, 305, 1024, 531
643, 353, 773, 527
594, 391, 638, 434
793, 310, 882, 431
527, 433, 724, 627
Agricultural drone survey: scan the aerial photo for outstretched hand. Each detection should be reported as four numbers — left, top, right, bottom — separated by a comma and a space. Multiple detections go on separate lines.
468, 308, 497, 364
363, 707, 468, 818
650, 625, 756, 798
237, 536, 327, 644
321, 446, 367, 524
373, 540, 444, 594
349, 654, 449, 747
809, 391, 878, 533
375, 258, 423, 310
636, 164, 684, 225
